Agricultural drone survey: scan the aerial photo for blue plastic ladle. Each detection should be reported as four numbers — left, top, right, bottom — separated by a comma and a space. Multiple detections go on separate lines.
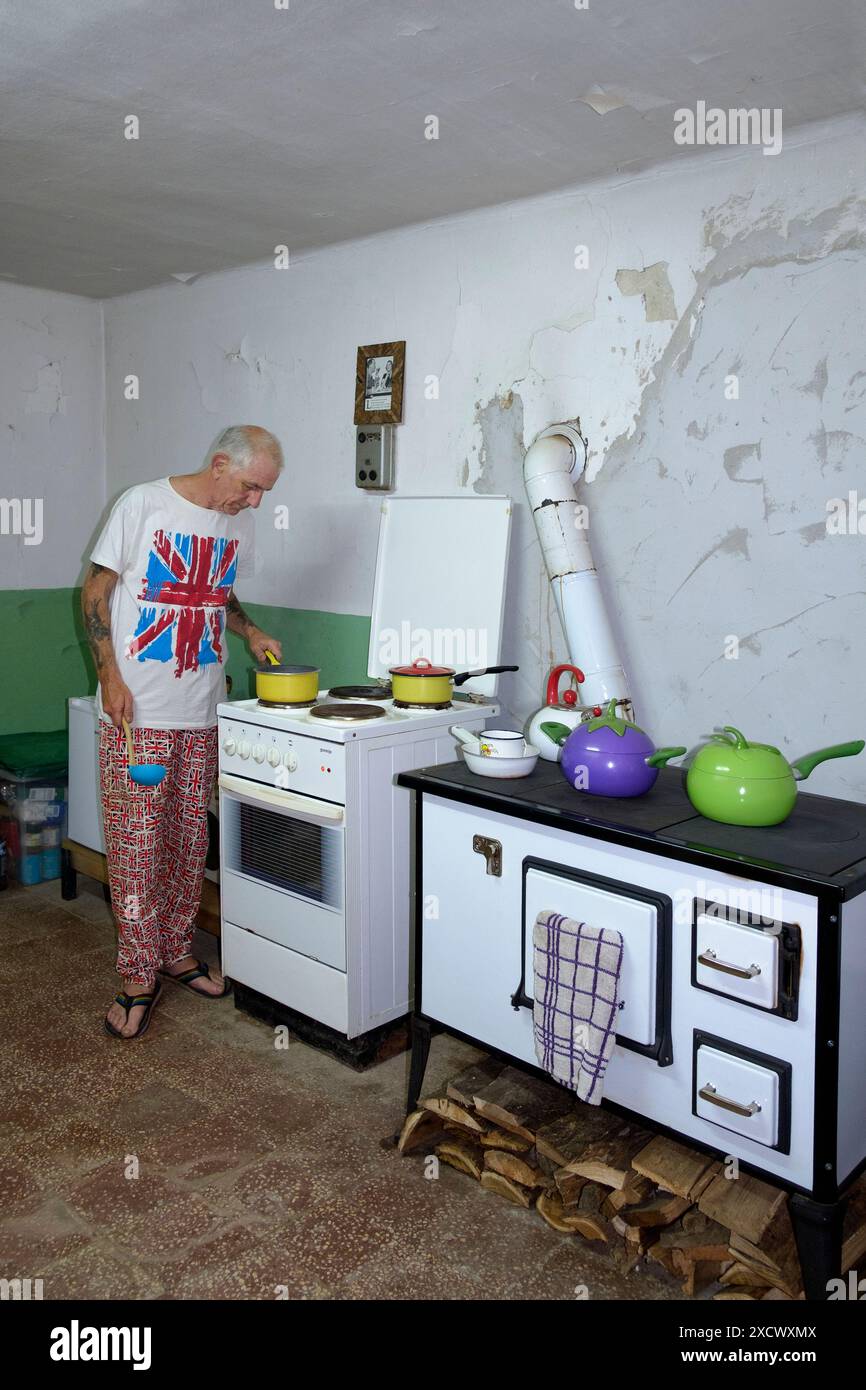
122, 718, 167, 788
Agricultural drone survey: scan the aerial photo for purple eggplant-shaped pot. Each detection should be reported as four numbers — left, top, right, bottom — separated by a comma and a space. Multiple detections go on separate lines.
541, 700, 686, 798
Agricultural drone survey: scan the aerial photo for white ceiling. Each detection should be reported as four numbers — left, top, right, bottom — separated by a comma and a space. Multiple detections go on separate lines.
2, 0, 863, 298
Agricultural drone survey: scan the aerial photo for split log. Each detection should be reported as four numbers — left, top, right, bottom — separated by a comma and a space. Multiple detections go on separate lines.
611, 1214, 658, 1253
567, 1211, 613, 1242
484, 1149, 548, 1189
653, 1218, 731, 1262
699, 1170, 802, 1294
445, 1057, 505, 1109
398, 1109, 447, 1155
535, 1190, 612, 1241
561, 1124, 654, 1190
714, 1287, 769, 1301
727, 1233, 802, 1299
535, 1106, 625, 1168
618, 1191, 692, 1229
420, 1095, 486, 1133
436, 1136, 484, 1180
537, 1191, 582, 1233
632, 1135, 717, 1199
479, 1127, 532, 1154
472, 1067, 573, 1143
603, 1173, 655, 1216
719, 1261, 775, 1290
481, 1170, 535, 1207
555, 1168, 589, 1212
698, 1170, 786, 1245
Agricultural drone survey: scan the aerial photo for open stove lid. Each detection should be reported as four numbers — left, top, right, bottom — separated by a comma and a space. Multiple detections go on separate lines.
367, 497, 512, 698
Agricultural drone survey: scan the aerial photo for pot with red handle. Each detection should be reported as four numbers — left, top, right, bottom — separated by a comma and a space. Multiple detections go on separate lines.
541, 699, 686, 797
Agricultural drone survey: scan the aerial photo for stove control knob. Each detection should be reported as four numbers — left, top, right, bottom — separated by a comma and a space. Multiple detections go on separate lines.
238, 741, 251, 760
252, 744, 266, 763
283, 750, 298, 772
222, 737, 237, 756
267, 747, 282, 767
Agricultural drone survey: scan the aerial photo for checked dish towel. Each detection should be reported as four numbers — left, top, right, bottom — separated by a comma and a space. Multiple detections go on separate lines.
532, 910, 624, 1104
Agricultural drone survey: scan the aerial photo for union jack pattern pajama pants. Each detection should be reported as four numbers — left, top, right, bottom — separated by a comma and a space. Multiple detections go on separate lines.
99, 724, 219, 989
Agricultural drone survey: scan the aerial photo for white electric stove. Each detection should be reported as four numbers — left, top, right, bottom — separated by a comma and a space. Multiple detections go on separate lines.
218, 496, 513, 1040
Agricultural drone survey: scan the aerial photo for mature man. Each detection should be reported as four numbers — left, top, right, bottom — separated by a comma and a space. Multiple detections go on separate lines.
82, 425, 284, 1039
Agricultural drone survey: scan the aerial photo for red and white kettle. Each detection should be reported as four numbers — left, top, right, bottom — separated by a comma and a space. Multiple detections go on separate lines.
525, 664, 589, 761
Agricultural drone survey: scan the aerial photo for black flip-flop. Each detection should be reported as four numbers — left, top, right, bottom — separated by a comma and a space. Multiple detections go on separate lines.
103, 980, 162, 1040
158, 958, 231, 999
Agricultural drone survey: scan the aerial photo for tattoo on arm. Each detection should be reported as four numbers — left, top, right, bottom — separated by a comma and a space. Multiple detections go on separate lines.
84, 598, 113, 671
226, 589, 255, 636
81, 567, 118, 676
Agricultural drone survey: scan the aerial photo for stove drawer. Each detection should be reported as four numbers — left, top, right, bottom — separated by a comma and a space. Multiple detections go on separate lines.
693, 1031, 792, 1152
692, 900, 801, 1019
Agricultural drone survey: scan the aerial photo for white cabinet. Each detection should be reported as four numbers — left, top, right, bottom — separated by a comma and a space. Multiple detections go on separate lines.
67, 696, 105, 854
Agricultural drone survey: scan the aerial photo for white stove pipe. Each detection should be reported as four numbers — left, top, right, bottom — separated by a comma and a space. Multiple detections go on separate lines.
524, 421, 631, 708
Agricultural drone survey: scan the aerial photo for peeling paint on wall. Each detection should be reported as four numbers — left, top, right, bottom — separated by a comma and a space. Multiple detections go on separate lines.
615, 263, 678, 322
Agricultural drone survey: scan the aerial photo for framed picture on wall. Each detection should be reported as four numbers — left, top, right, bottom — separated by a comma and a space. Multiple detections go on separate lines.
354, 340, 405, 425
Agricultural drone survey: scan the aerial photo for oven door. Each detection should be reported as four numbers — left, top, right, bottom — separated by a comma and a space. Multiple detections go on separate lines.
517, 859, 673, 1065
218, 772, 346, 971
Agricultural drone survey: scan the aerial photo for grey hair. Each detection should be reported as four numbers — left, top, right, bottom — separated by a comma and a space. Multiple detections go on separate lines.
206, 425, 284, 472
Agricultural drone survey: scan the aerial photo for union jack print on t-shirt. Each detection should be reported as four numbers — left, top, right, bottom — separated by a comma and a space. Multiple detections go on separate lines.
130, 530, 238, 677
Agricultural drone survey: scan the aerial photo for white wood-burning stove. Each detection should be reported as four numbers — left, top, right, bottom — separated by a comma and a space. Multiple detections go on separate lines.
398, 759, 866, 1300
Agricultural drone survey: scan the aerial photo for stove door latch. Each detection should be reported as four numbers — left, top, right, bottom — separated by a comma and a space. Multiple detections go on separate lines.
473, 835, 502, 877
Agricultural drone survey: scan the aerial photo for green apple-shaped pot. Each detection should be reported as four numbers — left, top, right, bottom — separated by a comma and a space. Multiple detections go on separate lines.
686, 726, 864, 827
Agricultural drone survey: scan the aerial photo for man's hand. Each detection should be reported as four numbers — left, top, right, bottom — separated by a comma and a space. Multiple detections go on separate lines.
248, 630, 282, 665
101, 673, 134, 728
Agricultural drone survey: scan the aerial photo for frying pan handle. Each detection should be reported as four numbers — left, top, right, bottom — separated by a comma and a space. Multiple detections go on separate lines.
452, 665, 519, 686
791, 739, 865, 780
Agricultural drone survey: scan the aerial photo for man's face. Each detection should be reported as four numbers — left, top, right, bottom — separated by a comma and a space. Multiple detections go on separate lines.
211, 452, 281, 513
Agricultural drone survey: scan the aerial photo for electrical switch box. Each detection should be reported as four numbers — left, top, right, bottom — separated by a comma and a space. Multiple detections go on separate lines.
355, 426, 394, 490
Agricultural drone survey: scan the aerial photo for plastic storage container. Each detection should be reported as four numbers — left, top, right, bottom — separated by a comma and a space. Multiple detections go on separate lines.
0, 778, 68, 884
0, 729, 69, 886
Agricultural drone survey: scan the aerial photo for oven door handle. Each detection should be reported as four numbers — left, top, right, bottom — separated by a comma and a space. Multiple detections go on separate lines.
218, 773, 345, 826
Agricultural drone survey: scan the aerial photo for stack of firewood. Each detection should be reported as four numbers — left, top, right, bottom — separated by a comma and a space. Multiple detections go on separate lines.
399, 1058, 866, 1300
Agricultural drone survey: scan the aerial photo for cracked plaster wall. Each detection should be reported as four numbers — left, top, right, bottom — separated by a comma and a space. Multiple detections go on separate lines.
102, 114, 865, 799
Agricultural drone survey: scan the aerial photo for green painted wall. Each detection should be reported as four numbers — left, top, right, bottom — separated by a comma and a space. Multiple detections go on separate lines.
0, 588, 371, 737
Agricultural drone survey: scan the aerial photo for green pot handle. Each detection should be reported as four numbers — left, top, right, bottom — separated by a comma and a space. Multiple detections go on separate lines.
646, 746, 687, 768
791, 739, 865, 780
540, 721, 572, 746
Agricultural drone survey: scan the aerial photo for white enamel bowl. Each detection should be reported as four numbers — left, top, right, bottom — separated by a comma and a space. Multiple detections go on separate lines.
462, 746, 540, 779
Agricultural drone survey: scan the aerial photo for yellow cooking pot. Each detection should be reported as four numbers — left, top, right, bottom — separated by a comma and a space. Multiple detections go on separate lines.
255, 650, 320, 703
389, 658, 518, 705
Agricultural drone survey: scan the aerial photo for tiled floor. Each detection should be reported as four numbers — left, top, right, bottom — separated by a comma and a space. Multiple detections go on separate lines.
0, 878, 682, 1301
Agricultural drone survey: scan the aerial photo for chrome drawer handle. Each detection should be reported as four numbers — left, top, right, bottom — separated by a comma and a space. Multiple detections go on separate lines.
699, 1083, 761, 1118
698, 949, 761, 980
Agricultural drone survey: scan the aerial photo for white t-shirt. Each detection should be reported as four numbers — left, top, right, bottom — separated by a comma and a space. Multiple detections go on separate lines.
90, 477, 256, 730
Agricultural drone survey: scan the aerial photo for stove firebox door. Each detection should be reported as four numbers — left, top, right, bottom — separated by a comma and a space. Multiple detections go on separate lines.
520, 861, 672, 1065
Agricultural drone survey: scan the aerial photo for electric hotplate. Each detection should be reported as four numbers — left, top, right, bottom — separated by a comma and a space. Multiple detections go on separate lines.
308, 702, 388, 723
328, 684, 392, 701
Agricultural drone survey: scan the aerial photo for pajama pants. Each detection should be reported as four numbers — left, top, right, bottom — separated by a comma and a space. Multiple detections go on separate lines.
99, 724, 219, 990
